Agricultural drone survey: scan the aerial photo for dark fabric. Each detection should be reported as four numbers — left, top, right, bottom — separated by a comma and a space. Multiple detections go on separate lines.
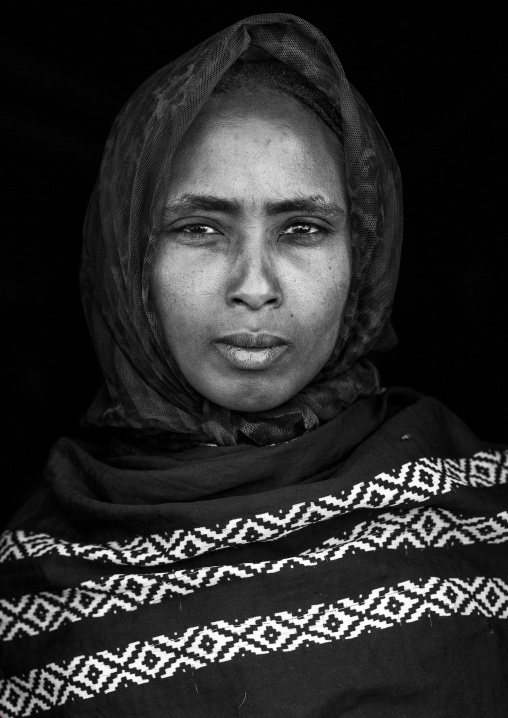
50, 392, 387, 508
80, 13, 402, 445
212, 56, 344, 142
0, 390, 507, 716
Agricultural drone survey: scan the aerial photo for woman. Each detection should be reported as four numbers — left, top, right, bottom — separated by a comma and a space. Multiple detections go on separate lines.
1, 13, 506, 717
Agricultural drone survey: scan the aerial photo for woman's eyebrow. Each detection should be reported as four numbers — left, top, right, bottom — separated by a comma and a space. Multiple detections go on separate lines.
265, 197, 346, 219
163, 193, 346, 219
164, 194, 242, 217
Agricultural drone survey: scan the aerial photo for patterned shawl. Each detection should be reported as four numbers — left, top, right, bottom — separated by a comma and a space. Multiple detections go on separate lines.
0, 389, 507, 715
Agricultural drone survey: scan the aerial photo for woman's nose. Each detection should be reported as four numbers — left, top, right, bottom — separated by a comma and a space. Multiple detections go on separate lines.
226, 243, 282, 310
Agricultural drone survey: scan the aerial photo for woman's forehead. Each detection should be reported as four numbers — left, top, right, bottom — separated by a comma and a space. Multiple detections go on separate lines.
189, 88, 341, 142
166, 91, 346, 203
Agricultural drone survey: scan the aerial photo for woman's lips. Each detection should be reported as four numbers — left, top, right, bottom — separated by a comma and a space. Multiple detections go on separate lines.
214, 333, 289, 370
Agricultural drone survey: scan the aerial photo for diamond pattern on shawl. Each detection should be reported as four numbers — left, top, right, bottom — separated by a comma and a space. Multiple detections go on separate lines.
1, 576, 507, 717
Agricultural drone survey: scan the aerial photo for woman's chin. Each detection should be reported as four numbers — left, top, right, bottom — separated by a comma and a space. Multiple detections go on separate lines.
184, 361, 315, 413
200, 380, 297, 414
211, 393, 288, 413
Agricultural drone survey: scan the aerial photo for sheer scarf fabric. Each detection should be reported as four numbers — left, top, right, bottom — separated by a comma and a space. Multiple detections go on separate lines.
81, 14, 403, 445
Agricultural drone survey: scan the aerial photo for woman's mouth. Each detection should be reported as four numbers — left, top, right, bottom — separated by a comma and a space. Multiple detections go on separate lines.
213, 333, 289, 370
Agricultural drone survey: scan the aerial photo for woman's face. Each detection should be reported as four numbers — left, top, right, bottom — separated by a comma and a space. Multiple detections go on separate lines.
151, 89, 351, 412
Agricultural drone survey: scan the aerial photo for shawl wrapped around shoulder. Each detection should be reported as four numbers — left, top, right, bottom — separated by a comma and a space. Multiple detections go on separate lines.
1, 388, 507, 716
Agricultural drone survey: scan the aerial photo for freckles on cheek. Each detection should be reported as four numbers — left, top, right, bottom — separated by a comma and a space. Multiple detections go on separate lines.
317, 301, 340, 342
312, 272, 350, 343
164, 272, 218, 336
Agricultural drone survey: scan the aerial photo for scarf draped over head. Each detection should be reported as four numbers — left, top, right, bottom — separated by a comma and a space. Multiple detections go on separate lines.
81, 13, 403, 446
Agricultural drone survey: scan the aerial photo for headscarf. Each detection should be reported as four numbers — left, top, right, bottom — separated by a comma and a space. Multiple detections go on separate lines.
80, 13, 403, 446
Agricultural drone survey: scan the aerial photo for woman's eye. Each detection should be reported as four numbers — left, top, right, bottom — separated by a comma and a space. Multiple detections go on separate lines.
283, 223, 322, 234
180, 224, 218, 235
281, 223, 324, 240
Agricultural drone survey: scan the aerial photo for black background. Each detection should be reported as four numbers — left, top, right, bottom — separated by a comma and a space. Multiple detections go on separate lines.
2, 4, 506, 527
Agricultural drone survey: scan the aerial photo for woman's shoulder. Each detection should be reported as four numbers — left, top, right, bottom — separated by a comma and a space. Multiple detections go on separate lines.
382, 386, 506, 456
